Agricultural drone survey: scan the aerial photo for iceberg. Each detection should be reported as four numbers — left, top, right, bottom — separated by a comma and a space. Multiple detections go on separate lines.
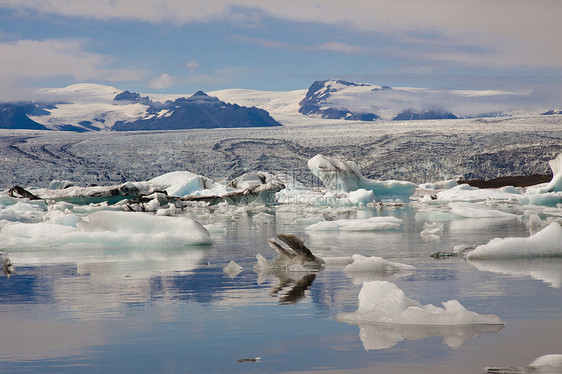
448, 202, 518, 219
148, 171, 212, 197
538, 153, 562, 193
486, 354, 562, 374
343, 254, 415, 273
466, 222, 562, 259
308, 154, 416, 201
306, 216, 402, 231
336, 281, 505, 325
0, 210, 212, 250
223, 260, 243, 278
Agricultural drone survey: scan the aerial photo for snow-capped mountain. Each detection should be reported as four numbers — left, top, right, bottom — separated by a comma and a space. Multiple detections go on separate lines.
1, 81, 560, 132
1, 83, 281, 132
112, 91, 281, 131
297, 79, 518, 120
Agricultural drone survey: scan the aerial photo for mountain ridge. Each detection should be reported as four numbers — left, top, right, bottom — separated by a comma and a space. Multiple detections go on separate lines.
1, 81, 560, 131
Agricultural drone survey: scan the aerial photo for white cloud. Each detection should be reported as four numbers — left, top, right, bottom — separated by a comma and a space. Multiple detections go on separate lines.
0, 38, 147, 99
148, 73, 177, 89
1, 1, 561, 81
185, 60, 200, 71
233, 35, 367, 54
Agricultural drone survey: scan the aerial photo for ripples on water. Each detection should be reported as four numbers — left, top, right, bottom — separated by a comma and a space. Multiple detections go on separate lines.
1, 207, 561, 373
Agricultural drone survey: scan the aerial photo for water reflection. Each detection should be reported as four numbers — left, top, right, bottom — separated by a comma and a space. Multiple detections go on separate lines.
468, 258, 562, 288
6, 246, 211, 277
255, 268, 317, 304
351, 323, 504, 350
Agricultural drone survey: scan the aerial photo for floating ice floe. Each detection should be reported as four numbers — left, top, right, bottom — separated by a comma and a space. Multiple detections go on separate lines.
148, 171, 212, 197
308, 154, 417, 201
0, 199, 47, 223
343, 254, 415, 273
420, 222, 444, 237
0, 210, 212, 250
431, 184, 520, 203
486, 354, 562, 374
466, 222, 562, 259
336, 281, 505, 326
448, 202, 518, 219
223, 260, 243, 278
306, 216, 402, 231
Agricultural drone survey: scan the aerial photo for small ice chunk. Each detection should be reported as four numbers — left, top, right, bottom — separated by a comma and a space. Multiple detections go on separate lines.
306, 216, 402, 231
348, 189, 374, 205
529, 354, 562, 370
486, 353, 562, 374
252, 212, 275, 223
148, 171, 209, 197
48, 180, 74, 190
420, 222, 444, 236
344, 254, 415, 273
223, 260, 243, 278
419, 179, 459, 190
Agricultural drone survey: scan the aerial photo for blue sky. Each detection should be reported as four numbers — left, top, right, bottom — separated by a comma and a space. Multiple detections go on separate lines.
1, 1, 561, 101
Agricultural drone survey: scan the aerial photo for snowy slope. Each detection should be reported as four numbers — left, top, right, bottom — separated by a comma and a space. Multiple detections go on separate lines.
210, 88, 309, 127
10, 80, 562, 132
297, 79, 542, 120
29, 83, 148, 131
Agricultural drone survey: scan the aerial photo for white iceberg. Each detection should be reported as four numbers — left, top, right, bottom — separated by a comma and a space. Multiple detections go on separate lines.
343, 254, 415, 273
308, 154, 416, 201
336, 281, 504, 325
435, 184, 520, 202
486, 353, 562, 374
148, 171, 211, 197
466, 222, 562, 259
0, 210, 212, 250
448, 202, 518, 219
306, 216, 402, 231
348, 189, 374, 205
537, 153, 562, 193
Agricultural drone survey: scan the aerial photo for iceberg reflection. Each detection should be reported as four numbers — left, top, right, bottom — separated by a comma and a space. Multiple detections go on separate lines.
355, 323, 504, 350
468, 258, 562, 288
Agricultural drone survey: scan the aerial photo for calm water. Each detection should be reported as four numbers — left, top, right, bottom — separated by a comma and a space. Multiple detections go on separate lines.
1, 206, 561, 373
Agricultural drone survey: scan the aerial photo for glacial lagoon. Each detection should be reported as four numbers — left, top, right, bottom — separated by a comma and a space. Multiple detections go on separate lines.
1, 123, 561, 373
1, 201, 561, 373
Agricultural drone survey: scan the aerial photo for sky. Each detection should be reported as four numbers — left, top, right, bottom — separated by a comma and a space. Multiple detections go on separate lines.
1, 1, 562, 101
